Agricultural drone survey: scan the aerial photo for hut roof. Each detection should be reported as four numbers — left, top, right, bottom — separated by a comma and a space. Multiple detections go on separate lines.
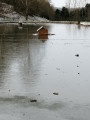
37, 26, 47, 32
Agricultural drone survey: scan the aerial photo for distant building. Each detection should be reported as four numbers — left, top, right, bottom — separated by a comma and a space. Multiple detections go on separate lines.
37, 26, 48, 36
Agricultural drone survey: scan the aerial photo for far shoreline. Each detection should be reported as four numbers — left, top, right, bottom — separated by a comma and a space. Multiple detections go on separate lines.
0, 21, 78, 24
0, 21, 90, 26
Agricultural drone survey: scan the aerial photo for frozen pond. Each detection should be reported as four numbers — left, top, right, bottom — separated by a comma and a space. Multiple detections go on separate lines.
0, 23, 90, 120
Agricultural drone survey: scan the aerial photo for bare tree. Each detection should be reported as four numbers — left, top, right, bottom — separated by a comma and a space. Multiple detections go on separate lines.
19, 0, 30, 20
66, 0, 87, 21
66, 0, 87, 8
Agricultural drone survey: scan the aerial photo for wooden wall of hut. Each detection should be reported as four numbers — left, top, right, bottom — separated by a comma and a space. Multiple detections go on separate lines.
38, 34, 48, 40
38, 28, 48, 36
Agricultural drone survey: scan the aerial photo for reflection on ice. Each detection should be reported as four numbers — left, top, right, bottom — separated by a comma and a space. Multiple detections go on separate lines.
0, 23, 90, 120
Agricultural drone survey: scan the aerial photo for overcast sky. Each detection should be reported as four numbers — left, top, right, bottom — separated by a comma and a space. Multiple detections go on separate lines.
51, 0, 65, 7
51, 0, 90, 8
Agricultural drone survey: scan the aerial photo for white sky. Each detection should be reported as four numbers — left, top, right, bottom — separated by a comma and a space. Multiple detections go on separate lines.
51, 0, 90, 8
51, 0, 65, 7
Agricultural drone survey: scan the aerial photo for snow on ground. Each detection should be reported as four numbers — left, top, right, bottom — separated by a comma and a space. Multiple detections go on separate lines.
80, 22, 90, 26
0, 3, 49, 22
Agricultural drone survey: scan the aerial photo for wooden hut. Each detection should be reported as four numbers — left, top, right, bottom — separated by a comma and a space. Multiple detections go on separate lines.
37, 26, 48, 36
37, 26, 48, 40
